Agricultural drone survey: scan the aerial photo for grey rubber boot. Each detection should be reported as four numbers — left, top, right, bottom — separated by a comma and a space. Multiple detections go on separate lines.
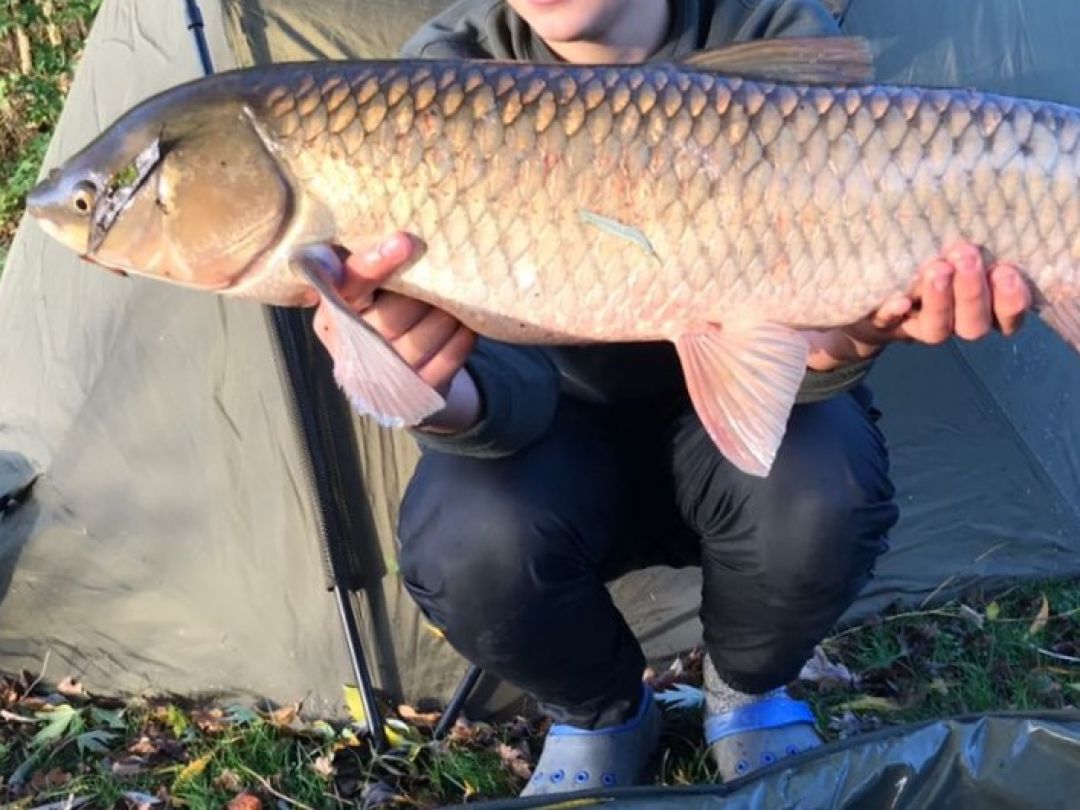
703, 654, 822, 781
521, 685, 662, 797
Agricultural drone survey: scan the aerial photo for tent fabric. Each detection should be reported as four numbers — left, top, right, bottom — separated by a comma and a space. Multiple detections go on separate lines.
1, 0, 1080, 721
474, 713, 1080, 809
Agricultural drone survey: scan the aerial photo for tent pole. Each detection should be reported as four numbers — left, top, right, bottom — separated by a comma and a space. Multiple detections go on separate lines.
180, 0, 387, 753
433, 664, 483, 740
183, 0, 215, 74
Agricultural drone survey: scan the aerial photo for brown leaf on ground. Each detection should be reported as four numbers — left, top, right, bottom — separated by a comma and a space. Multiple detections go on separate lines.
497, 742, 533, 781
799, 646, 856, 691
213, 769, 244, 793
1029, 595, 1051, 636
29, 766, 71, 791
266, 702, 300, 728
313, 755, 336, 779
129, 736, 159, 756
397, 704, 441, 728
58, 676, 87, 699
226, 792, 262, 810
190, 707, 227, 734
448, 716, 494, 747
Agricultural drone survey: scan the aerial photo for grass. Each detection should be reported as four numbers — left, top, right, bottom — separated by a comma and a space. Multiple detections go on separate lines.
798, 578, 1080, 737
1, 578, 1076, 808
0, 0, 101, 270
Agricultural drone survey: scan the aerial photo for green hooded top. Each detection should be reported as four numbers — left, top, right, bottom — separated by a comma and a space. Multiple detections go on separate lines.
404, 0, 875, 458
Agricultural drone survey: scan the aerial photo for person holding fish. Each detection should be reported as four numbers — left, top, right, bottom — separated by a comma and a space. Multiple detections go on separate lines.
312, 0, 1035, 796
26, 0, 1057, 797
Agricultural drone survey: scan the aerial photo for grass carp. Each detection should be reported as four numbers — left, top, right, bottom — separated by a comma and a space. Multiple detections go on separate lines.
25, 37, 1080, 476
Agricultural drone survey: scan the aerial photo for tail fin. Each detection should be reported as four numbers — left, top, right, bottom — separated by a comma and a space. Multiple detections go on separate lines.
1041, 298, 1080, 353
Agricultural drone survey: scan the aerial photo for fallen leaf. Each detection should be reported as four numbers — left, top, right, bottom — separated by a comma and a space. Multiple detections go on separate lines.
224, 705, 259, 726
985, 601, 1001, 621
342, 685, 368, 728
175, 753, 212, 784
29, 767, 71, 791
497, 742, 533, 781
226, 793, 262, 810
162, 705, 189, 738
836, 695, 903, 713
313, 755, 336, 779
30, 704, 80, 749
959, 604, 984, 629
190, 708, 225, 734
798, 646, 856, 690
212, 769, 244, 793
121, 791, 161, 809
90, 707, 125, 729
1029, 595, 1051, 636
397, 704, 441, 728
76, 728, 116, 754
267, 702, 300, 728
110, 757, 147, 777
58, 677, 87, 699
129, 736, 159, 756
384, 718, 422, 755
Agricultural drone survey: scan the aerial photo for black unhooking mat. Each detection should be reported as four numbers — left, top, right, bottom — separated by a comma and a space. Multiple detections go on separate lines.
475, 713, 1080, 809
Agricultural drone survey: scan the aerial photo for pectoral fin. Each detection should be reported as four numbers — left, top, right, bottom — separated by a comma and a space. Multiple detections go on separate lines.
674, 323, 809, 477
291, 246, 446, 428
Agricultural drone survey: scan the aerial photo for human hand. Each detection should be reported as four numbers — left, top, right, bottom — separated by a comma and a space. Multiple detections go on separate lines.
311, 232, 482, 433
805, 242, 1033, 372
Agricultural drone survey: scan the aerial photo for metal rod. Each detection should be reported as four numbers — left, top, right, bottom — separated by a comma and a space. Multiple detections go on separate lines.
181, 0, 387, 754
335, 585, 388, 751
184, 0, 214, 75
434, 664, 484, 740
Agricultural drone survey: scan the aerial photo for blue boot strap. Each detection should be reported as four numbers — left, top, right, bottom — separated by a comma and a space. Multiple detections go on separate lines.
705, 695, 815, 745
547, 685, 654, 738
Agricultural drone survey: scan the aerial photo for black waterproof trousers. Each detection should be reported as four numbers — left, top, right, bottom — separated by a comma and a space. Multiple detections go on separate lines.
397, 386, 899, 729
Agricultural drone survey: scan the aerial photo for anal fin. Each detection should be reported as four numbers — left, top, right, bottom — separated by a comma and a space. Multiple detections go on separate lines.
291, 246, 445, 427
1041, 298, 1080, 354
674, 323, 809, 478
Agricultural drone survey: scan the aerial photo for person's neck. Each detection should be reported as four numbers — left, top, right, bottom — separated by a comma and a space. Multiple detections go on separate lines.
545, 0, 672, 64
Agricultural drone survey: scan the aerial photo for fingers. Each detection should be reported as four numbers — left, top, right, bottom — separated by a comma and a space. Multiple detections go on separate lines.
338, 232, 420, 307
387, 304, 461, 369
989, 262, 1031, 336
310, 231, 476, 396
904, 258, 955, 344
948, 243, 993, 340
417, 325, 477, 392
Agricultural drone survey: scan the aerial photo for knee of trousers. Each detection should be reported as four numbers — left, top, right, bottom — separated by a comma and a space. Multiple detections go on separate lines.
396, 458, 583, 635
758, 475, 899, 604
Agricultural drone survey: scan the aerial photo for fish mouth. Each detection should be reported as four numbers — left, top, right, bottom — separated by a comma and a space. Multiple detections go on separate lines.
87, 138, 163, 256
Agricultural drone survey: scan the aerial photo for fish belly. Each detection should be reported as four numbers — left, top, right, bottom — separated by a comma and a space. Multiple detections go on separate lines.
249, 61, 1080, 341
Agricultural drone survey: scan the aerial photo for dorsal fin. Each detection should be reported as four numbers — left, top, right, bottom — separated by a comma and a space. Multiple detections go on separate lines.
681, 36, 874, 85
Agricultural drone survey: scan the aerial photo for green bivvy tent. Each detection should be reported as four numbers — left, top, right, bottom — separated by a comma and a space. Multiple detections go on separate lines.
1, 0, 1079, 805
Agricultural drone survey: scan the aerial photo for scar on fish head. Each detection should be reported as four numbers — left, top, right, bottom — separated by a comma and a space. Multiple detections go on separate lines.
26, 92, 297, 294
26, 136, 165, 279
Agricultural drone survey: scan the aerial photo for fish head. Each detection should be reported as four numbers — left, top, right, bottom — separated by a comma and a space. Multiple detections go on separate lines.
26, 87, 294, 294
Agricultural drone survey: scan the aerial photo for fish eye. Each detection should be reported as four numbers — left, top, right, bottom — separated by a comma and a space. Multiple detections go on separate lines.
71, 181, 97, 215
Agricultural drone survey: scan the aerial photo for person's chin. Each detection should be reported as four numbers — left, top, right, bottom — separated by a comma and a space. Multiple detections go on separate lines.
511, 0, 604, 43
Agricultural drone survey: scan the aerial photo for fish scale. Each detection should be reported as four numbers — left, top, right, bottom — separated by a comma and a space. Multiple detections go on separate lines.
246, 59, 1079, 337
25, 38, 1080, 476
